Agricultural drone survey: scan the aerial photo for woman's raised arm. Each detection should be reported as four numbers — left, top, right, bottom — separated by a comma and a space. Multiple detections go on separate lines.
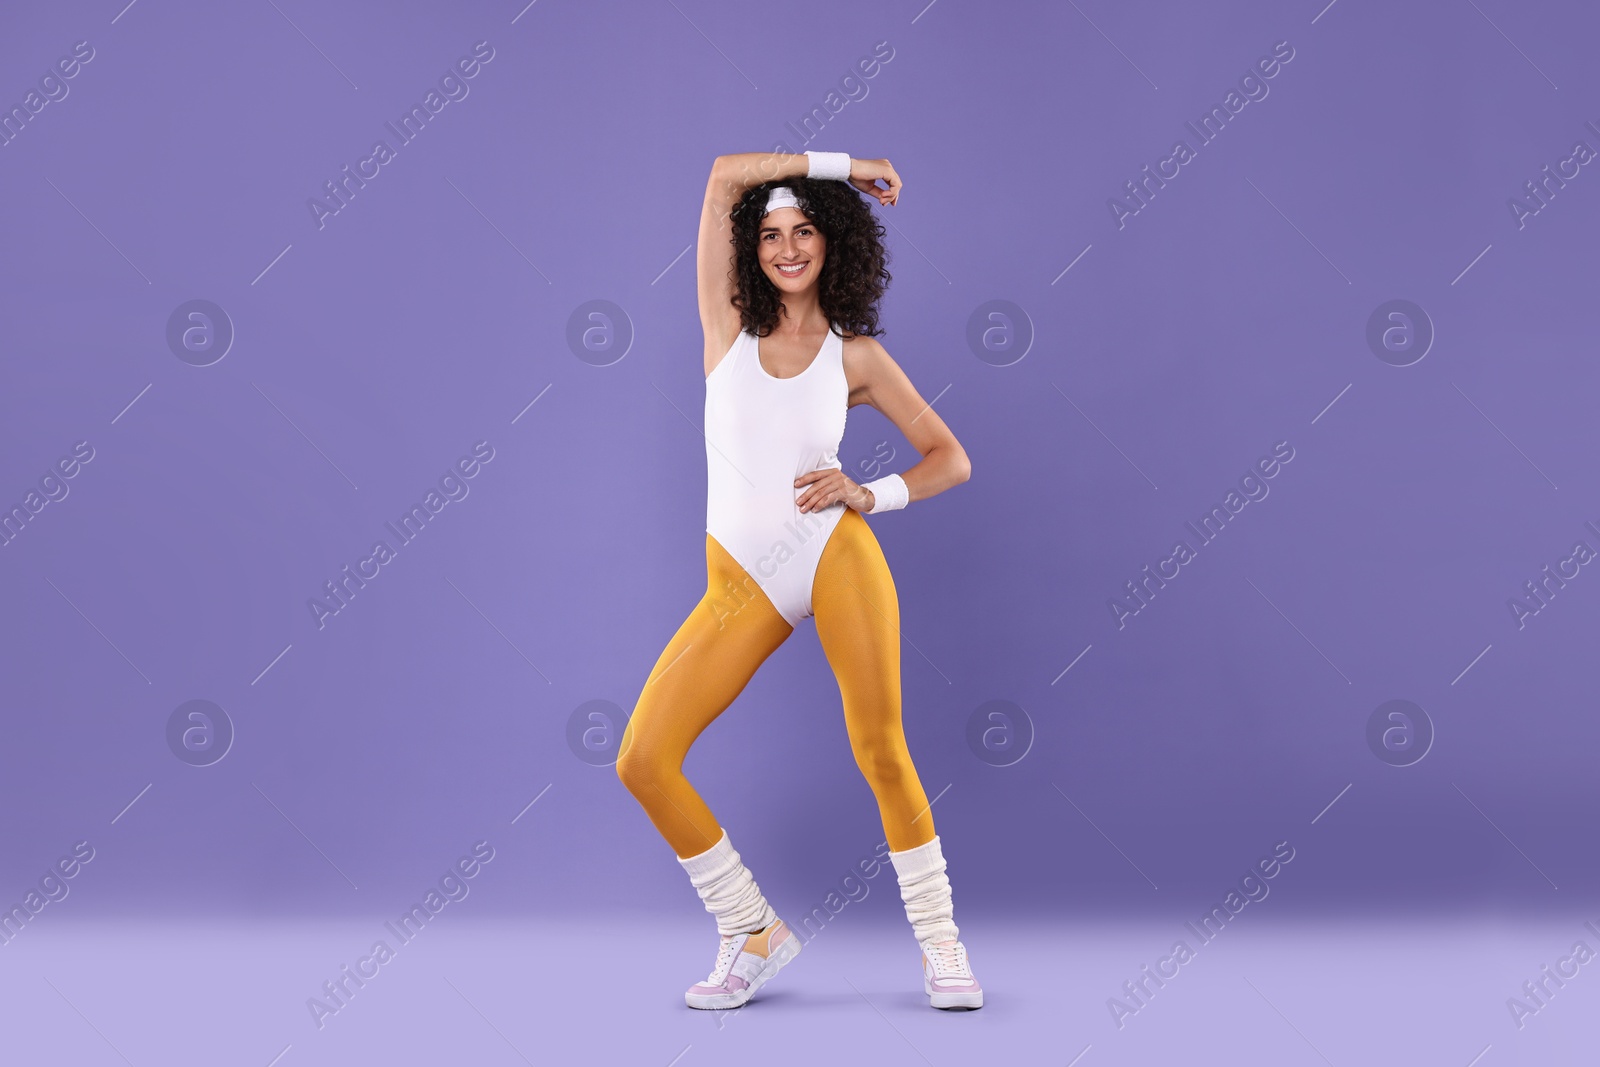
697, 152, 808, 375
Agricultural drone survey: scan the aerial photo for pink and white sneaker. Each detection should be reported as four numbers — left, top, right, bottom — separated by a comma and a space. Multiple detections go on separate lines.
923, 938, 983, 1009
685, 918, 801, 1010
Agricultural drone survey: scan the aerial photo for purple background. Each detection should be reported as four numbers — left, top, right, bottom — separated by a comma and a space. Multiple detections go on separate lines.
2, 0, 1597, 1062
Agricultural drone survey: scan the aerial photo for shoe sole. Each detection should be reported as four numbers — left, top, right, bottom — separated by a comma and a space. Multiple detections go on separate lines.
685, 933, 802, 1010
925, 976, 983, 1010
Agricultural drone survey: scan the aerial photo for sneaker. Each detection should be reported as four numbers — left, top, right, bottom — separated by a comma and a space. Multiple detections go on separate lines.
685, 917, 801, 1010
922, 938, 983, 1009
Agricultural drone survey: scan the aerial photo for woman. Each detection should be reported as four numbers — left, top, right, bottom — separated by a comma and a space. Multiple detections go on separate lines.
616, 150, 982, 1011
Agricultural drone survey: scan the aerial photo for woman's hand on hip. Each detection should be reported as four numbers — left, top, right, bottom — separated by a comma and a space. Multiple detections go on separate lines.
795, 468, 874, 514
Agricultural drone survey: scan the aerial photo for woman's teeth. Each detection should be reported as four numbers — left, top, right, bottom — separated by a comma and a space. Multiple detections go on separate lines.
777, 263, 807, 275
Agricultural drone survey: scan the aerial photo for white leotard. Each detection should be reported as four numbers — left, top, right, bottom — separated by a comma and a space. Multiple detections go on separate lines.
705, 323, 849, 627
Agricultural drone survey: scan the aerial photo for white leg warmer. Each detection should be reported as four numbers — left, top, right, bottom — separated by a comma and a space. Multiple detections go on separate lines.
889, 835, 960, 949
677, 827, 778, 936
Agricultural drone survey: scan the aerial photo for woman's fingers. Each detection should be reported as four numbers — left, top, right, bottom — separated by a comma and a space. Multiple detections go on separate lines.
850, 176, 887, 201
876, 160, 901, 205
795, 471, 862, 512
848, 159, 902, 206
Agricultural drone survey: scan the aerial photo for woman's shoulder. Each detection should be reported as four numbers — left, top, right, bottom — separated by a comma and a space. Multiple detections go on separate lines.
836, 326, 885, 354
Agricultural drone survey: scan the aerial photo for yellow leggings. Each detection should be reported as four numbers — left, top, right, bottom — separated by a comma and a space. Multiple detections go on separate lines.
617, 506, 936, 859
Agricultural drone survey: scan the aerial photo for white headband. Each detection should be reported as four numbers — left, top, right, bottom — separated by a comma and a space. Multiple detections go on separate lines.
762, 185, 801, 216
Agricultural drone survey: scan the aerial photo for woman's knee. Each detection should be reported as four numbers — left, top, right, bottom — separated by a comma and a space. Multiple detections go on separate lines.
616, 735, 671, 795
849, 732, 913, 788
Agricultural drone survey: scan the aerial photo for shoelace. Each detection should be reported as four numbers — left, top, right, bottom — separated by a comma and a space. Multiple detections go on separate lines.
705, 934, 743, 984
926, 939, 972, 982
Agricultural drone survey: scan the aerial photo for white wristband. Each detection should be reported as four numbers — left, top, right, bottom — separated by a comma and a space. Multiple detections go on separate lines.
861, 473, 908, 514
805, 150, 851, 181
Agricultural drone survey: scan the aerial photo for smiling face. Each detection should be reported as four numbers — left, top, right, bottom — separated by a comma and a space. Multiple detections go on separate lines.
758, 206, 826, 294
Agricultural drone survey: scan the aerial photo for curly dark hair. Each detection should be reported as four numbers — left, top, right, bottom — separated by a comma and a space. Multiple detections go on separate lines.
727, 177, 892, 341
